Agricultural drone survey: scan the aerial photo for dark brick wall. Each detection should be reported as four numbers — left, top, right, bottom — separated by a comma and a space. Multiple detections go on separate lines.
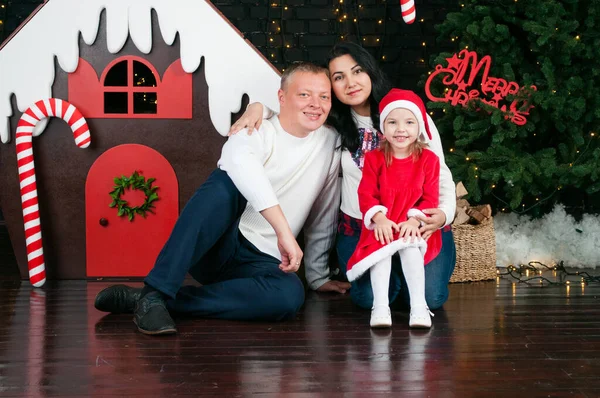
1, 0, 458, 93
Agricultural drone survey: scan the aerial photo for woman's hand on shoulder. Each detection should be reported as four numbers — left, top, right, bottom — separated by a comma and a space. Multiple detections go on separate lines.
228, 102, 264, 136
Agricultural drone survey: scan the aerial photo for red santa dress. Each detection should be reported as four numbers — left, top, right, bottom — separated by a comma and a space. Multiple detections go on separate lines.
345, 148, 442, 282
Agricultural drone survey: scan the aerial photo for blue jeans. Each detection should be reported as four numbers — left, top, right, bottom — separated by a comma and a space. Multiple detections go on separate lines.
145, 169, 305, 321
336, 227, 456, 310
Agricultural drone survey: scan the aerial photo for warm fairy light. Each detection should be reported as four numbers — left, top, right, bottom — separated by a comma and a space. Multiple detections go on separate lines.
340, 35, 344, 39
474, 166, 478, 170
354, 18, 357, 22
376, 38, 380, 42
422, 42, 426, 46
270, 38, 274, 42
284, 6, 288, 9
591, 132, 596, 136
429, 112, 433, 115
575, 35, 580, 40
420, 18, 424, 22
343, 14, 347, 19
382, 55, 386, 60
449, 148, 454, 152
492, 184, 496, 188
465, 157, 470, 161
451, 38, 455, 42
286, 44, 290, 48
378, 20, 383, 24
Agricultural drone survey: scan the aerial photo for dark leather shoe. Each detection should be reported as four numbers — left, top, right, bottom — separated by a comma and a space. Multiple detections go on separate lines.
133, 291, 177, 335
94, 284, 141, 314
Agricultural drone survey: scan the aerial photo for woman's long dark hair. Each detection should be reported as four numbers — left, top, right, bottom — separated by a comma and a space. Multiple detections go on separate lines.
325, 42, 392, 152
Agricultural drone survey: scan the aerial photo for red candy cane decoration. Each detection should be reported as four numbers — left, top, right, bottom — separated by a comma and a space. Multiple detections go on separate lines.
16, 98, 91, 287
401, 0, 416, 24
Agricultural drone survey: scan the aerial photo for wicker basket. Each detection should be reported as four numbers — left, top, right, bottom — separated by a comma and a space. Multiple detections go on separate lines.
450, 216, 497, 283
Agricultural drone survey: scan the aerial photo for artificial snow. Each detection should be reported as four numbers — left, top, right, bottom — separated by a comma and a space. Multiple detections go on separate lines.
494, 204, 600, 268
0, 0, 281, 144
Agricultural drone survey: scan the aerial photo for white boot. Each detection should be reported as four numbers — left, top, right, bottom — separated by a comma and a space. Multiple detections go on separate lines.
370, 305, 392, 328
409, 307, 433, 328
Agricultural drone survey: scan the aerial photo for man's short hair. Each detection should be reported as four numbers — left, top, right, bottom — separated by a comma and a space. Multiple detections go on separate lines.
280, 62, 330, 91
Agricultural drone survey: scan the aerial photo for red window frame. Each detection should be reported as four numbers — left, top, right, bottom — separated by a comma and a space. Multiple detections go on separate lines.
100, 56, 160, 117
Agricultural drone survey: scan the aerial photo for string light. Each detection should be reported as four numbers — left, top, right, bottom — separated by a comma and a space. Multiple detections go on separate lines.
498, 261, 600, 287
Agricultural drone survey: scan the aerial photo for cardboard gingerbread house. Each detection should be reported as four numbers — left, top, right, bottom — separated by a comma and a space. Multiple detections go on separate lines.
0, 0, 281, 285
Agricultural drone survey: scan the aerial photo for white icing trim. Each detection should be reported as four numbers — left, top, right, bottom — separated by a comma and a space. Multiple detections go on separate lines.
346, 238, 427, 282
0, 0, 281, 143
364, 205, 388, 230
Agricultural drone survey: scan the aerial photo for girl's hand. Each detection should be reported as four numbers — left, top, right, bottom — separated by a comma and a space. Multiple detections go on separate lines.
399, 218, 421, 243
228, 103, 264, 136
373, 213, 400, 245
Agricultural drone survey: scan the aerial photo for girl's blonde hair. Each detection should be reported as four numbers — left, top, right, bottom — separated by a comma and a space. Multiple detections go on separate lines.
380, 136, 428, 167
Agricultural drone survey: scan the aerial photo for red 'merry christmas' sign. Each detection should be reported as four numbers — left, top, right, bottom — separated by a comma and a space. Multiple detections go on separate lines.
425, 49, 536, 125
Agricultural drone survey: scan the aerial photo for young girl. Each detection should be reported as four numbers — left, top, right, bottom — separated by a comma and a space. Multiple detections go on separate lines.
346, 89, 442, 329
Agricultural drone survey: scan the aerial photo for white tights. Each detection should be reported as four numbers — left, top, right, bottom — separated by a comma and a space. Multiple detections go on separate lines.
369, 246, 426, 309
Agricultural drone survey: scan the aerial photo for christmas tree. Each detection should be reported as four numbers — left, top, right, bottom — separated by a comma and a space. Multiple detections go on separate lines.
424, 0, 600, 217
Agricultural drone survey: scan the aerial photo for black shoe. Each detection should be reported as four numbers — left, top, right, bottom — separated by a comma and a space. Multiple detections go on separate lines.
133, 291, 177, 335
94, 284, 141, 314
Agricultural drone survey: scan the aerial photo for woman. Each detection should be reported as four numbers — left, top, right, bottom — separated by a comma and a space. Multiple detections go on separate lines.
229, 42, 456, 311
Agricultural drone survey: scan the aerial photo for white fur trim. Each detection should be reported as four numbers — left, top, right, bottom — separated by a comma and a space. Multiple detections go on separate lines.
379, 100, 426, 137
364, 205, 388, 230
407, 208, 427, 227
346, 238, 427, 282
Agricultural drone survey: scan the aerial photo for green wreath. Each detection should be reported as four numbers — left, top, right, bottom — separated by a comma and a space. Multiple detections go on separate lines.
109, 171, 159, 222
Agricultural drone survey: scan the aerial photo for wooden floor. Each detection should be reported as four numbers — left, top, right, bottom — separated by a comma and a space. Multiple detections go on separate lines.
1, 276, 600, 397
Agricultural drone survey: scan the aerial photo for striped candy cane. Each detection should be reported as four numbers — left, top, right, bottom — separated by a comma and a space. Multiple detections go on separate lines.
401, 0, 416, 24
16, 98, 91, 287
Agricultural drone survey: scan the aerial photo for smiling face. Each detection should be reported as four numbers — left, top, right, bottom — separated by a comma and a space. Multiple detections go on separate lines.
382, 108, 420, 158
328, 54, 373, 116
278, 71, 332, 137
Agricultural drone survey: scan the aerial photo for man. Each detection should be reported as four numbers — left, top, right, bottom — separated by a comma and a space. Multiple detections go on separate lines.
95, 62, 350, 335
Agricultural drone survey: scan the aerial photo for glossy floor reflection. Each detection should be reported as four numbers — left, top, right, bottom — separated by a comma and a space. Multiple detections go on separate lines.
0, 276, 599, 397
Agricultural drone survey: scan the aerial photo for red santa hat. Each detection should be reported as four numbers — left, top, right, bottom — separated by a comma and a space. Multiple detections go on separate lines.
378, 88, 432, 140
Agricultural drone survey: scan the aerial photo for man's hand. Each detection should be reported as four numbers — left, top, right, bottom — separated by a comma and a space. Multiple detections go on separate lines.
277, 230, 303, 273
317, 280, 351, 294
415, 208, 446, 240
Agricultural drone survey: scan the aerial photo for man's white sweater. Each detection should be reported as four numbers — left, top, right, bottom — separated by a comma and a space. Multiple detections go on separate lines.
218, 116, 341, 290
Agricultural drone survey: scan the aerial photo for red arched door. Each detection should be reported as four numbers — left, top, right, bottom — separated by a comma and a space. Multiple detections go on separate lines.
86, 144, 178, 277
